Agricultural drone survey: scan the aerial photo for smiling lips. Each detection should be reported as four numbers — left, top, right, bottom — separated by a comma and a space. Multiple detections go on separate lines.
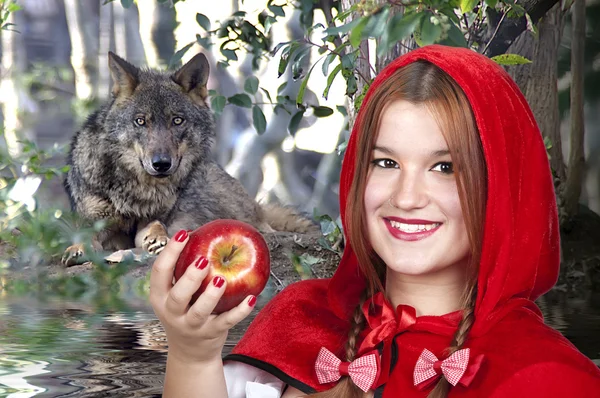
385, 217, 442, 241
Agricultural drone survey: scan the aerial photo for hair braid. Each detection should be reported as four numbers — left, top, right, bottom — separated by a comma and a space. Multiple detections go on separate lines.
307, 291, 369, 398
427, 285, 478, 398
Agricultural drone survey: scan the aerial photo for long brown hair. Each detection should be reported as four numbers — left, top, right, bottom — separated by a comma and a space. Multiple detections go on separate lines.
308, 61, 487, 398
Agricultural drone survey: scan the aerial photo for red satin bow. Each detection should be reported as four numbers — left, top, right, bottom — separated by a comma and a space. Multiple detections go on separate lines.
413, 348, 484, 390
314, 347, 381, 392
357, 292, 417, 387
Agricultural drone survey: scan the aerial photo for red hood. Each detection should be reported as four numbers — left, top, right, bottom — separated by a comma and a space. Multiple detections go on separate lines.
330, 44, 560, 336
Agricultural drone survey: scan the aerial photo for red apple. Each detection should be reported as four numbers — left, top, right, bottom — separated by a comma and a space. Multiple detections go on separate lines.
173, 219, 270, 314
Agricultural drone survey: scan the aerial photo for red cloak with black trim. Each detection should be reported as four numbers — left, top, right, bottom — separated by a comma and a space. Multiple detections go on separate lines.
224, 45, 600, 396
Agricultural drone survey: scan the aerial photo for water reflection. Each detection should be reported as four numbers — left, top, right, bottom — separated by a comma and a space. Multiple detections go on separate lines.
0, 288, 598, 397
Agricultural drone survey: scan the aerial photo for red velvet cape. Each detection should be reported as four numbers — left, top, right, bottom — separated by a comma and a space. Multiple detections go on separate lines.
225, 45, 600, 396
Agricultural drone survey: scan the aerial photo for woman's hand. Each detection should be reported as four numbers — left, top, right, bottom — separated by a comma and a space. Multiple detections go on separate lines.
149, 229, 257, 365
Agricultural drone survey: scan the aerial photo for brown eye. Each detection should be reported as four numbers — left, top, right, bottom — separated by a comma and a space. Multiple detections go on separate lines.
173, 117, 184, 126
134, 117, 146, 126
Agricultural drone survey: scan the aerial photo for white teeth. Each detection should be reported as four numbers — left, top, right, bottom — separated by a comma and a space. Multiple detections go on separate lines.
389, 220, 440, 233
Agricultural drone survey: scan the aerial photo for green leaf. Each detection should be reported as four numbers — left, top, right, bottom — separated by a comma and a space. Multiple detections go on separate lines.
288, 109, 306, 135
446, 21, 468, 47
491, 54, 532, 65
460, 0, 478, 13
260, 87, 273, 104
252, 105, 267, 135
386, 12, 423, 45
417, 15, 443, 46
196, 13, 211, 31
210, 95, 226, 114
228, 93, 253, 108
196, 34, 211, 50
349, 16, 370, 48
221, 48, 238, 61
322, 53, 336, 76
120, 0, 133, 8
278, 43, 299, 78
296, 61, 319, 105
485, 0, 498, 8
244, 76, 259, 95
168, 42, 195, 69
345, 74, 357, 96
323, 63, 342, 99
323, 18, 361, 36
312, 106, 334, 117
268, 4, 285, 17
336, 105, 348, 117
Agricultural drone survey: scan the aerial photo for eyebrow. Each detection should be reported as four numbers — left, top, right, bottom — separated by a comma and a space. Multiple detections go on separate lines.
373, 146, 451, 158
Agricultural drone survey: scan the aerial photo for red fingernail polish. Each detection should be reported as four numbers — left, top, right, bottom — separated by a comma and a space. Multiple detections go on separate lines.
174, 230, 188, 242
248, 296, 257, 307
213, 276, 225, 288
194, 256, 208, 270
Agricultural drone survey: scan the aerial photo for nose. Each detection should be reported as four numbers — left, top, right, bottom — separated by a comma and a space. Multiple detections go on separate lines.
389, 171, 428, 210
151, 154, 172, 173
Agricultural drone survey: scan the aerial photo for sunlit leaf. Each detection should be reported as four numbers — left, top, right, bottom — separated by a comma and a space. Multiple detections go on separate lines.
460, 0, 478, 13
349, 16, 370, 48
491, 54, 532, 65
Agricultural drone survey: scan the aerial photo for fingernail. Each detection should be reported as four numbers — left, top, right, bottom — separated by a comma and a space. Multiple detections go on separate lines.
248, 296, 257, 307
194, 256, 209, 270
174, 230, 188, 242
212, 276, 225, 288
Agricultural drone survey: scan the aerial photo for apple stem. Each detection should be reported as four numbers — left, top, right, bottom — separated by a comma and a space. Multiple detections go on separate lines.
223, 245, 238, 263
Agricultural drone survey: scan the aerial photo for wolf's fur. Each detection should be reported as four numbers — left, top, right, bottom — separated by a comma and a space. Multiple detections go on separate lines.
63, 52, 314, 265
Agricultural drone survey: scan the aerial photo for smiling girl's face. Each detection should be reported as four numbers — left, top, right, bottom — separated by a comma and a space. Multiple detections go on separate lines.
364, 100, 471, 282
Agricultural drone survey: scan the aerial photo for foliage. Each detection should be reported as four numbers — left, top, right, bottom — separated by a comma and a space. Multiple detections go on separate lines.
0, 138, 101, 268
0, 0, 20, 31
151, 0, 535, 138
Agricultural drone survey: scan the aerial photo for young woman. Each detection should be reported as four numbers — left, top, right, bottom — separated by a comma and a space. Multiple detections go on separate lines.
149, 45, 600, 397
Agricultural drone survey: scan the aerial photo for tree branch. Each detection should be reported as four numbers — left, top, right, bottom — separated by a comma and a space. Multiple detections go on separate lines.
483, 0, 561, 58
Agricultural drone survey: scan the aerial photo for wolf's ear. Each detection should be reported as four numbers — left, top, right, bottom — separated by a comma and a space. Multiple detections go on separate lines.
108, 52, 139, 97
172, 53, 210, 105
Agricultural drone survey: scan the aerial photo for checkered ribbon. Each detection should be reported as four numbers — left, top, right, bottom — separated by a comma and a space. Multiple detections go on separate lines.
314, 347, 380, 392
413, 348, 470, 388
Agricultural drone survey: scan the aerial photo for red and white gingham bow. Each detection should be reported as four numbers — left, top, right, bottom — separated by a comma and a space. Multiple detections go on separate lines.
413, 348, 471, 388
314, 347, 381, 392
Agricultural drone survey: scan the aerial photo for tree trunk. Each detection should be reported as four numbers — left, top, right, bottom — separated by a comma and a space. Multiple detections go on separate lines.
563, 0, 586, 221
64, 0, 100, 99
522, 4, 567, 187
0, 7, 36, 159
98, 1, 115, 100
375, 2, 417, 74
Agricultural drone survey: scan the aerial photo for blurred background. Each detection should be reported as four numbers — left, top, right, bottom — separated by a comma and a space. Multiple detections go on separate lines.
0, 0, 599, 396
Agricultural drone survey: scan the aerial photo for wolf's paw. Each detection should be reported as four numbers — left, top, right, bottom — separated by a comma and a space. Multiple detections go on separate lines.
135, 220, 169, 255
62, 243, 86, 266
143, 232, 169, 255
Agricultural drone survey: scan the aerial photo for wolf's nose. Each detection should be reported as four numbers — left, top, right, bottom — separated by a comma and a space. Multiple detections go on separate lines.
151, 154, 172, 173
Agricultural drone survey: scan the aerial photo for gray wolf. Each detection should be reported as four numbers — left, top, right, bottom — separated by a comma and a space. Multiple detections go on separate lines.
62, 52, 314, 265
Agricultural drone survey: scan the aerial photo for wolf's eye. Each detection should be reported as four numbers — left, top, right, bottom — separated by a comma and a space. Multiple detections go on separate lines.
134, 117, 146, 126
172, 117, 184, 126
